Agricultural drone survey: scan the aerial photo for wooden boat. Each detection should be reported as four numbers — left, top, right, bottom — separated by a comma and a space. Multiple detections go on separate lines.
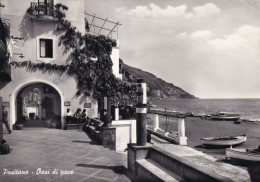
226, 148, 260, 162
210, 112, 240, 121
201, 135, 246, 147
234, 120, 241, 124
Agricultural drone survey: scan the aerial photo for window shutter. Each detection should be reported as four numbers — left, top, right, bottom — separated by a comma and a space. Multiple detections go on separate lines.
45, 39, 53, 58
40, 40, 46, 57
40, 39, 53, 58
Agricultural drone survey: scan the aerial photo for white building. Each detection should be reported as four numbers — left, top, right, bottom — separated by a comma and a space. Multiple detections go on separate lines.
0, 0, 121, 129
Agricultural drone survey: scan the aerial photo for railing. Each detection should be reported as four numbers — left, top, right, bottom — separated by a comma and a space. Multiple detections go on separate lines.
147, 108, 186, 132
149, 108, 186, 118
29, 2, 55, 17
147, 108, 187, 145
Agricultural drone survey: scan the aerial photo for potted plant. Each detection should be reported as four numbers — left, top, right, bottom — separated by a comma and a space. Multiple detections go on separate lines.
45, 119, 51, 128
13, 122, 23, 130
50, 114, 58, 129
46, 113, 59, 128
13, 116, 26, 130
50, 120, 57, 128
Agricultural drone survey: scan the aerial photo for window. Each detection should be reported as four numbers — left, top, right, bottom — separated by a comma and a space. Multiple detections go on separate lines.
37, 36, 56, 63
40, 39, 53, 58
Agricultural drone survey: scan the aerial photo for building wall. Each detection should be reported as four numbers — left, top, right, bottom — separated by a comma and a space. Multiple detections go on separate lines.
0, 0, 120, 73
1, 66, 98, 128
0, 0, 106, 129
0, 0, 85, 64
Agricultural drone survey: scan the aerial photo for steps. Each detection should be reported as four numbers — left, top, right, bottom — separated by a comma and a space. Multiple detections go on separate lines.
23, 119, 46, 127
128, 144, 235, 182
136, 159, 185, 182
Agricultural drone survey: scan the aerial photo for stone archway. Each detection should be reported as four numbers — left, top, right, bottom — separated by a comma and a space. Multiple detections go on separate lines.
10, 80, 65, 129
16, 83, 61, 128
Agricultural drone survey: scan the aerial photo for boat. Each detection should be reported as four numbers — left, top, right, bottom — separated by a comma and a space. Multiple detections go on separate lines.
210, 112, 240, 121
201, 134, 247, 147
234, 120, 241, 124
226, 147, 260, 162
185, 112, 194, 117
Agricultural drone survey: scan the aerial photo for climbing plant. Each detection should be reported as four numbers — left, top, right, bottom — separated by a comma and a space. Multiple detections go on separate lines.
11, 3, 136, 109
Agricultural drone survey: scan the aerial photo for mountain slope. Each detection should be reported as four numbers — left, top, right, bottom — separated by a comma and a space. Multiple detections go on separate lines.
121, 60, 196, 99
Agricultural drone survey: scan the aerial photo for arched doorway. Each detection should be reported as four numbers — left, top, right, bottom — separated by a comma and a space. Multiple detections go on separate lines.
16, 83, 61, 128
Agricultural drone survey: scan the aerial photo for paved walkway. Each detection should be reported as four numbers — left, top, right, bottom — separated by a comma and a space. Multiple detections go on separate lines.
0, 128, 131, 182
2, 127, 258, 182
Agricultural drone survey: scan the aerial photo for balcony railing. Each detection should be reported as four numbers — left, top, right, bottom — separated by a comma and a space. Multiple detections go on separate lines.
29, 2, 55, 17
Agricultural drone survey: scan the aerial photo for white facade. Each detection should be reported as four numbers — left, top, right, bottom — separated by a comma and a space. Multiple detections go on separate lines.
0, 0, 121, 129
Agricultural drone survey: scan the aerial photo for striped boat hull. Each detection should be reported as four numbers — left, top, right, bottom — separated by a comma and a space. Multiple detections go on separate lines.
226, 148, 260, 162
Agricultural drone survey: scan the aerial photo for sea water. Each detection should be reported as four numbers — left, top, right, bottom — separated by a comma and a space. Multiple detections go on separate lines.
151, 98, 260, 120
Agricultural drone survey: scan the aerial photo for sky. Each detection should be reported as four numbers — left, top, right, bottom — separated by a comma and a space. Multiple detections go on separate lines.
85, 0, 260, 98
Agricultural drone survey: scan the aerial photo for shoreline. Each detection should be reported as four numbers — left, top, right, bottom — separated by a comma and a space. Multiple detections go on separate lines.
154, 116, 260, 161
150, 98, 260, 122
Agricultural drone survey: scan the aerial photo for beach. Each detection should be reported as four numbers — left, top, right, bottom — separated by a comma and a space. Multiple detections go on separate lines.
151, 98, 260, 121
150, 115, 260, 160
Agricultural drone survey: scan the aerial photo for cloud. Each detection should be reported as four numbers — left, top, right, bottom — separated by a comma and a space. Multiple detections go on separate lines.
190, 30, 214, 40
177, 25, 260, 58
190, 3, 221, 18
208, 25, 260, 52
177, 30, 214, 41
176, 32, 188, 38
115, 3, 220, 18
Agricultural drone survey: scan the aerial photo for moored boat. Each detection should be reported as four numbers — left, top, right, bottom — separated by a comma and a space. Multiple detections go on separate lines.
201, 134, 246, 147
226, 147, 260, 162
210, 112, 240, 121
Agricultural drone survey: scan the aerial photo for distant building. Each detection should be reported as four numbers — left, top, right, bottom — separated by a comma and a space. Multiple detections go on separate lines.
0, 0, 121, 129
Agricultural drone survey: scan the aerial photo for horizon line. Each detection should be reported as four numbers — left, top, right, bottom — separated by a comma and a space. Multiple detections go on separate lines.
197, 97, 260, 99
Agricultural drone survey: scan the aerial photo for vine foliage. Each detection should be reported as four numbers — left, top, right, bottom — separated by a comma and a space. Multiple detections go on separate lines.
11, 3, 136, 107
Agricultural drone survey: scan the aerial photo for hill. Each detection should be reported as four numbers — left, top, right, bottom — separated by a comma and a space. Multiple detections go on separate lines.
120, 60, 196, 99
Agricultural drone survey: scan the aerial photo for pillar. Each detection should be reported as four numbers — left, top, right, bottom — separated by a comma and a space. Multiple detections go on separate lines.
103, 96, 112, 127
103, 96, 107, 122
178, 117, 187, 145
136, 78, 147, 146
101, 96, 115, 150
115, 107, 119, 121
106, 97, 111, 127
153, 114, 159, 131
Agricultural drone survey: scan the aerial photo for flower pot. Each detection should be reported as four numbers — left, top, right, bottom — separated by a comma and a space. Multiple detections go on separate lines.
14, 124, 23, 130
50, 123, 56, 129
45, 119, 51, 128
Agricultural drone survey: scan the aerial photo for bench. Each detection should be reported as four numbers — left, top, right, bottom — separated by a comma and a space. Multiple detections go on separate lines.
66, 124, 84, 130
85, 118, 103, 143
